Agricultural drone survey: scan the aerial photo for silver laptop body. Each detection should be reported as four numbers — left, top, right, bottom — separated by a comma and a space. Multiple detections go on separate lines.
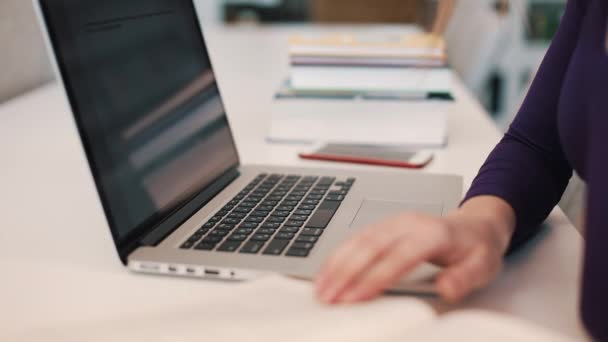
34, 0, 462, 292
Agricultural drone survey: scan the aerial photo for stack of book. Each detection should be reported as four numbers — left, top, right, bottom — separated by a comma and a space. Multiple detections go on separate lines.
286, 33, 452, 99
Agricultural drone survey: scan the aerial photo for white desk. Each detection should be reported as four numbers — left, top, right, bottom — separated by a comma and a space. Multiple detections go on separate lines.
0, 25, 587, 340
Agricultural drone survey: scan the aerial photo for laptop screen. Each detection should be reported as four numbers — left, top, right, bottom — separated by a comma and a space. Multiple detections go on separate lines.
40, 0, 240, 244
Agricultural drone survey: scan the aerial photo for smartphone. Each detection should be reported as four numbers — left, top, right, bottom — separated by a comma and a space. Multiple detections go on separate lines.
299, 144, 434, 169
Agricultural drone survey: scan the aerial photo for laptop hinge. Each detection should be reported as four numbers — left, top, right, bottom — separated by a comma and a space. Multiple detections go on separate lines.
138, 167, 240, 247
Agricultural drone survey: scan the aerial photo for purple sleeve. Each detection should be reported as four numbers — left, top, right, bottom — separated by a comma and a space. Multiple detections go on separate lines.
463, 0, 584, 251
580, 71, 608, 339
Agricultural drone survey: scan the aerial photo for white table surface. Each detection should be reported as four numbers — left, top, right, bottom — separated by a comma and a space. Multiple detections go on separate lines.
0, 24, 588, 340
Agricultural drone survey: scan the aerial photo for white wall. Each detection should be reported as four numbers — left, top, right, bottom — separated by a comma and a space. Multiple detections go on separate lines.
0, 0, 54, 103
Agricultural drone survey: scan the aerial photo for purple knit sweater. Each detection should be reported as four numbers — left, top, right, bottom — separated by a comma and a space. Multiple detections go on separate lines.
464, 0, 608, 339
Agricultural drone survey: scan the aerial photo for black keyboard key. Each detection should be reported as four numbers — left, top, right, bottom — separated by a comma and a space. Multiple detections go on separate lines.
228, 234, 248, 242
202, 222, 216, 229
208, 215, 222, 223
296, 235, 318, 243
271, 210, 291, 217
217, 223, 236, 230
218, 241, 242, 252
261, 200, 279, 207
318, 177, 336, 185
276, 206, 295, 212
263, 239, 290, 255
284, 220, 304, 228
233, 207, 252, 214
275, 232, 295, 240
346, 178, 356, 184
246, 196, 264, 202
239, 201, 257, 208
305, 194, 324, 200
306, 200, 340, 228
257, 205, 275, 212
326, 195, 345, 202
286, 248, 310, 257
266, 216, 286, 223
250, 210, 270, 217
238, 222, 259, 229
258, 228, 277, 235
196, 227, 210, 235
188, 233, 204, 242
293, 242, 315, 250
329, 190, 348, 196
251, 234, 272, 242
285, 195, 304, 201
235, 228, 254, 235
289, 215, 309, 222
301, 228, 324, 237
240, 241, 264, 254
261, 222, 281, 229
244, 216, 264, 223
202, 236, 223, 243
222, 218, 241, 225
294, 209, 313, 216
228, 212, 247, 219
280, 226, 300, 233
209, 229, 230, 237
281, 200, 299, 206
298, 204, 316, 211
194, 242, 216, 250
303, 199, 320, 206
180, 240, 195, 249
217, 210, 230, 216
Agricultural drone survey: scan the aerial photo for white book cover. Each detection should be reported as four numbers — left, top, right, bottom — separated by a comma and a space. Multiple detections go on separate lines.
290, 66, 453, 94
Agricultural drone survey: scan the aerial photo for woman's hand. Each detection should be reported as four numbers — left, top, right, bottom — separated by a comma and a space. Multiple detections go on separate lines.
315, 196, 516, 304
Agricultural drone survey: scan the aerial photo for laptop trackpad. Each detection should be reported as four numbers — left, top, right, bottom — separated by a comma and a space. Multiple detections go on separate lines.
349, 199, 443, 231
349, 199, 444, 295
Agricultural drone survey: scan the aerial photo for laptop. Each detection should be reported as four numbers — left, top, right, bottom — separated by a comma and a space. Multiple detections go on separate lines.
34, 0, 462, 292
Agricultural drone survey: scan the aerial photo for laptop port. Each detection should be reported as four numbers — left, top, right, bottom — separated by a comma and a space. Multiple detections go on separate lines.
204, 269, 220, 276
185, 267, 196, 274
168, 265, 178, 273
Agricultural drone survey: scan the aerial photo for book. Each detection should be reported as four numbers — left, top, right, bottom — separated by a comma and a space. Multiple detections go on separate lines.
288, 33, 447, 61
275, 80, 454, 101
14, 275, 574, 341
289, 65, 452, 94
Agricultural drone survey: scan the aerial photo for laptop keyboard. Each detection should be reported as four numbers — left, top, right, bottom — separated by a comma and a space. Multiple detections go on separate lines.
179, 174, 355, 257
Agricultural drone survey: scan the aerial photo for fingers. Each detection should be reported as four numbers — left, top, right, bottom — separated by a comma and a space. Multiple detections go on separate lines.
436, 247, 501, 303
315, 224, 406, 304
316, 215, 452, 304
337, 235, 448, 303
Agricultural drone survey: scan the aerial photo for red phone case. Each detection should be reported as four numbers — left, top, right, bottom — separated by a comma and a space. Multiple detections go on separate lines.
298, 152, 433, 169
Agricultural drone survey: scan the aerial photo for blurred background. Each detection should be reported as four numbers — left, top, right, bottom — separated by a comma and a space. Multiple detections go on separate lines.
1, 0, 566, 128
0, 0, 581, 222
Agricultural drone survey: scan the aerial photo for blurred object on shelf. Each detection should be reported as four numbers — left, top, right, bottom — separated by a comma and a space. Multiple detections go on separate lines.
222, 0, 440, 28
223, 0, 310, 23
287, 32, 451, 96
288, 33, 447, 65
311, 0, 417, 24
526, 1, 565, 42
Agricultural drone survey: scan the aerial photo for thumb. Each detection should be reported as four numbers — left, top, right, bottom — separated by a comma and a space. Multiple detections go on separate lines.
435, 248, 500, 303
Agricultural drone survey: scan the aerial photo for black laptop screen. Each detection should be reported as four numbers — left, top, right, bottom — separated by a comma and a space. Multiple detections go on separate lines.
41, 0, 239, 244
